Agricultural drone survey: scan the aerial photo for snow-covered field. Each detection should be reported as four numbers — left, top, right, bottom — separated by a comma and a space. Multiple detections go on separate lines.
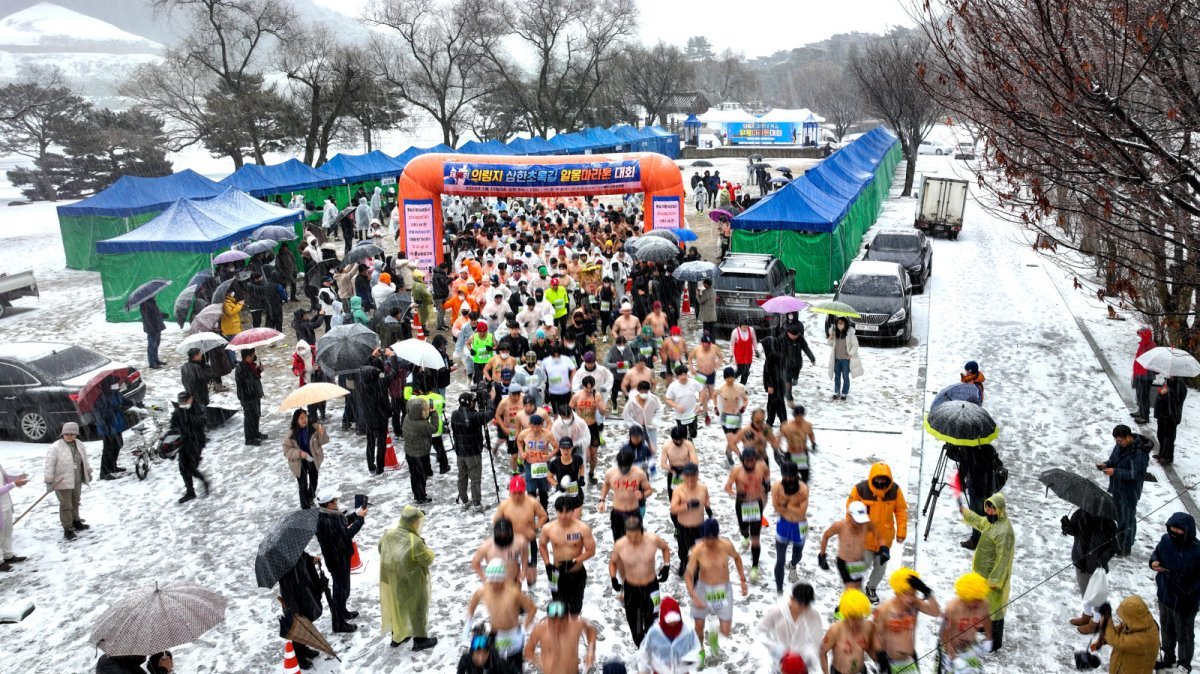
0, 152, 1192, 673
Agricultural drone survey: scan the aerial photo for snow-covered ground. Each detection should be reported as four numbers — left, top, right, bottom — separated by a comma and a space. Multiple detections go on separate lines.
0, 151, 1190, 673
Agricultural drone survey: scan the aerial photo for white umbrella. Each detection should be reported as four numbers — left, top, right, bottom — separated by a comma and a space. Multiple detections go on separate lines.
175, 332, 228, 355
1137, 346, 1200, 378
390, 338, 446, 370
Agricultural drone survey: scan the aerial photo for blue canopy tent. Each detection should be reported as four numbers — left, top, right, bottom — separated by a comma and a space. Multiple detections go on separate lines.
731, 126, 902, 291
96, 189, 303, 322
394, 144, 456, 167
505, 137, 539, 155
610, 125, 655, 152
319, 151, 405, 209
57, 169, 228, 270
548, 132, 592, 153
645, 126, 680, 158
220, 159, 342, 197
457, 140, 515, 155
523, 137, 559, 155
579, 127, 624, 153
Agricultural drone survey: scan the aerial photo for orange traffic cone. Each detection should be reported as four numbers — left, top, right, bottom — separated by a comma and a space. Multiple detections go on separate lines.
384, 433, 401, 471
681, 286, 691, 314
412, 310, 425, 341
350, 541, 365, 573
282, 641, 300, 673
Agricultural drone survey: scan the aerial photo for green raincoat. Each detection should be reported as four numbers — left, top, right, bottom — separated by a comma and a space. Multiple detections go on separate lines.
379, 506, 435, 641
962, 492, 1015, 619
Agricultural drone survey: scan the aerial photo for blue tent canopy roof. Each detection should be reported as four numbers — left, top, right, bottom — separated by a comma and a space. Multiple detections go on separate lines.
548, 132, 591, 151
219, 159, 341, 196
96, 188, 302, 254
320, 151, 404, 182
58, 169, 227, 218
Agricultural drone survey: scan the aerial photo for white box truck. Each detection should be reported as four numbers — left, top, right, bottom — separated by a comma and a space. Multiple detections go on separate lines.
914, 175, 969, 239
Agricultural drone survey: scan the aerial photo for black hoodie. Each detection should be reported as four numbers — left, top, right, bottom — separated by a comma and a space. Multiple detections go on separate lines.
1151, 512, 1200, 611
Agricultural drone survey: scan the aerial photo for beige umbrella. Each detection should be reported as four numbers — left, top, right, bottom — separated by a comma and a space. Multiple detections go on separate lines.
277, 383, 349, 412
90, 582, 227, 656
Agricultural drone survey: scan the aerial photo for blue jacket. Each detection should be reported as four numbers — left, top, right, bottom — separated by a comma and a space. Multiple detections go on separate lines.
93, 389, 127, 437
1106, 435, 1151, 503
1151, 512, 1200, 612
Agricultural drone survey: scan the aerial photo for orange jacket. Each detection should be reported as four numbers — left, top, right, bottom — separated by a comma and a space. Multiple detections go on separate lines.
442, 294, 479, 318
847, 462, 908, 549
465, 259, 482, 283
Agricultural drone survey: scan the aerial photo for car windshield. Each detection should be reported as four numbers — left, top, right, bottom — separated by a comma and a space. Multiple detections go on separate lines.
841, 274, 902, 297
872, 234, 919, 251
715, 272, 769, 292
28, 346, 110, 381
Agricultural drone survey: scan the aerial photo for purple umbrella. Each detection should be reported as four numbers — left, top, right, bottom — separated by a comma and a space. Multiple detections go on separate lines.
212, 250, 250, 265
761, 296, 809, 315
708, 209, 733, 223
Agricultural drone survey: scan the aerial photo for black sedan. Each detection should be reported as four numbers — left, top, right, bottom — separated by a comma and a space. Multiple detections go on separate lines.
0, 343, 145, 442
863, 229, 933, 293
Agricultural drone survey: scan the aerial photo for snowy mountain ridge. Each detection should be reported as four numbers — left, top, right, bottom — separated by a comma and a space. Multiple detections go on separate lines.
0, 2, 163, 54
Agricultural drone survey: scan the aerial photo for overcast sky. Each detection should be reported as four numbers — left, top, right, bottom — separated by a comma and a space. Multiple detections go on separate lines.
315, 0, 916, 59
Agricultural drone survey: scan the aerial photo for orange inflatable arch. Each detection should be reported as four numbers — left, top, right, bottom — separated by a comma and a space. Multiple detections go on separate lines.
397, 152, 685, 274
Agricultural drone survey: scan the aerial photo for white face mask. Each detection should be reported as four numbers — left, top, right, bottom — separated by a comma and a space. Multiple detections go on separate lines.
179, 403, 192, 410
637, 393, 648, 401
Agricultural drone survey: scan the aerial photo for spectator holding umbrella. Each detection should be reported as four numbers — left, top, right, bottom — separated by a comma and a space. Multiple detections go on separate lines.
236, 349, 266, 446
220, 289, 244, 341
380, 505, 437, 651
1150, 512, 1200, 671
1098, 424, 1151, 556
1131, 326, 1157, 424
283, 409, 326, 509
316, 487, 367, 633
1061, 507, 1120, 634
1154, 376, 1188, 465
180, 348, 211, 418
140, 298, 167, 370
95, 378, 128, 480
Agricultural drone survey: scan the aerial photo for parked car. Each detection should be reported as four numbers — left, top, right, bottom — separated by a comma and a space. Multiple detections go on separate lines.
917, 140, 952, 156
827, 261, 912, 345
954, 142, 977, 160
0, 343, 145, 442
863, 228, 933, 293
0, 270, 38, 318
712, 253, 796, 338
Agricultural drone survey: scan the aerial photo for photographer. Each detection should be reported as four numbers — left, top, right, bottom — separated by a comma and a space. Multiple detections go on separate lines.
452, 392, 492, 511
1097, 425, 1151, 556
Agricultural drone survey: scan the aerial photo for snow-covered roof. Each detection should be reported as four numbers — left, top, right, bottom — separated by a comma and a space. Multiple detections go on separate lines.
0, 342, 74, 361
846, 260, 906, 277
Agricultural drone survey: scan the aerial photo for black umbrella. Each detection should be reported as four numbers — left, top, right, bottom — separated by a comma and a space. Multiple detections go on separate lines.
305, 258, 341, 290
255, 509, 320, 589
1038, 468, 1118, 520
240, 240, 278, 257
632, 238, 680, 263
343, 243, 383, 266
753, 162, 772, 169
775, 166, 793, 175
931, 383, 982, 410
923, 400, 999, 446
124, 279, 172, 312
316, 324, 380, 375
210, 278, 236, 306
173, 285, 208, 328
691, 160, 714, 167
643, 229, 681, 244
374, 292, 413, 320
252, 225, 298, 242
188, 270, 214, 288
673, 260, 720, 282
623, 236, 646, 252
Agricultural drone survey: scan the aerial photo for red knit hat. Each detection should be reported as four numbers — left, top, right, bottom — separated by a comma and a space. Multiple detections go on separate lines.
780, 652, 807, 674
658, 596, 683, 639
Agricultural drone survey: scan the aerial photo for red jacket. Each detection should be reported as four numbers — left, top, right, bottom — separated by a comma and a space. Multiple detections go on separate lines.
1133, 327, 1155, 377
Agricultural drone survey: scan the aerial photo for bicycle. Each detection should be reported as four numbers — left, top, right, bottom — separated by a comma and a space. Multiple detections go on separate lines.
125, 404, 181, 481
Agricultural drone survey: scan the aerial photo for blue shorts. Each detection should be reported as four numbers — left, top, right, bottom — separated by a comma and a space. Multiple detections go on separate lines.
775, 519, 808, 545
705, 372, 716, 386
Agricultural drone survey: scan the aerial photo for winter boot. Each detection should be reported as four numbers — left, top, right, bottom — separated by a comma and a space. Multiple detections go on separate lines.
413, 637, 438, 651
63, 528, 77, 541
178, 492, 196, 504
1070, 613, 1093, 627
72, 519, 90, 530
1156, 658, 1177, 670
1077, 620, 1100, 635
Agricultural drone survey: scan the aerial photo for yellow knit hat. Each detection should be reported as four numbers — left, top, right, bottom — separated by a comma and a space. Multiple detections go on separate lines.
839, 589, 872, 619
955, 572, 990, 601
889, 567, 920, 595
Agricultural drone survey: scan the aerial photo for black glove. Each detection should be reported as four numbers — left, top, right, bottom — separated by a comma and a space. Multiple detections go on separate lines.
687, 499, 701, 509
818, 553, 830, 571
1060, 515, 1071, 536
877, 545, 890, 564
908, 576, 932, 598
705, 506, 714, 518
611, 576, 622, 592
876, 651, 891, 671
657, 565, 671, 583
545, 563, 555, 579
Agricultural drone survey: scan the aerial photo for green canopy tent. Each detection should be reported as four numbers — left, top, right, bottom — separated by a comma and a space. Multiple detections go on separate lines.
730, 126, 902, 292
95, 189, 302, 322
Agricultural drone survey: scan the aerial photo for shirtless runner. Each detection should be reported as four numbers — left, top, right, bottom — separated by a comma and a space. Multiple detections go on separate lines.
609, 515, 672, 647
611, 303, 641, 341
688, 334, 725, 423
494, 476, 549, 586
684, 518, 748, 664
483, 345, 518, 383
660, 326, 689, 379
569, 375, 606, 484
465, 558, 537, 670
524, 600, 598, 674
819, 501, 876, 591
517, 414, 556, 511
538, 496, 596, 615
716, 367, 749, 459
644, 301, 670, 340
660, 425, 698, 508
819, 588, 880, 674
598, 447, 654, 542
724, 447, 771, 583
494, 387, 526, 474
780, 405, 818, 483
471, 518, 528, 587
668, 463, 709, 576
738, 408, 781, 464
622, 359, 657, 398
771, 462, 810, 595
874, 567, 940, 674
939, 573, 993, 674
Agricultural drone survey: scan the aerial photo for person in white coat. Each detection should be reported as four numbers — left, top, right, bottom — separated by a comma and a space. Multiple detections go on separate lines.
758, 583, 824, 673
321, 197, 339, 237
44, 422, 94, 540
638, 596, 701, 674
826, 317, 862, 401
0, 461, 30, 570
623, 382, 662, 451
354, 197, 371, 240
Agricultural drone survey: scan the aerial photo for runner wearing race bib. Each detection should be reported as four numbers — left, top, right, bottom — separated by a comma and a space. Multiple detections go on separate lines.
541, 348, 576, 411
818, 500, 876, 591
665, 365, 703, 440
688, 334, 725, 425
780, 405, 817, 483
608, 515, 672, 648
517, 414, 556, 511
724, 447, 771, 584
715, 367, 749, 461
684, 518, 748, 662
770, 462, 811, 595
464, 557, 537, 671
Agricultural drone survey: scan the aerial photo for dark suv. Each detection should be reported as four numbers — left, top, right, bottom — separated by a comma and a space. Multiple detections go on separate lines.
713, 253, 796, 338
863, 228, 932, 293
0, 343, 145, 442
828, 260, 912, 345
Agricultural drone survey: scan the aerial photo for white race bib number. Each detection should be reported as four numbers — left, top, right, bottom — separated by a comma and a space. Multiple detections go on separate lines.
530, 463, 549, 479
722, 413, 742, 428
789, 453, 809, 469
740, 501, 761, 523
705, 588, 729, 609
639, 346, 652, 356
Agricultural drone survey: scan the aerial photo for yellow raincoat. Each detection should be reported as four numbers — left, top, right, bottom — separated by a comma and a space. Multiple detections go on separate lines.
962, 492, 1015, 619
379, 506, 434, 641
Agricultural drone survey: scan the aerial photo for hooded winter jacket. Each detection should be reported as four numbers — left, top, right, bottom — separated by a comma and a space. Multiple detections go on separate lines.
220, 294, 244, 336
1103, 594, 1159, 674
962, 492, 1015, 619
1150, 512, 1200, 612
637, 597, 702, 674
401, 397, 436, 457
1133, 327, 1155, 378
1106, 435, 1152, 503
847, 462, 908, 549
350, 296, 370, 326
356, 365, 391, 431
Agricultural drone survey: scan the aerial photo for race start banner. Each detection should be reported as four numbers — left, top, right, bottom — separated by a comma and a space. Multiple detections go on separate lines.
651, 196, 682, 229
402, 199, 437, 274
441, 160, 642, 195
727, 121, 798, 145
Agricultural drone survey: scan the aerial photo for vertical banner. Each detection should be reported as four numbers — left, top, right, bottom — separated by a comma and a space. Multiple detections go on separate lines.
402, 199, 436, 274
651, 195, 682, 230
